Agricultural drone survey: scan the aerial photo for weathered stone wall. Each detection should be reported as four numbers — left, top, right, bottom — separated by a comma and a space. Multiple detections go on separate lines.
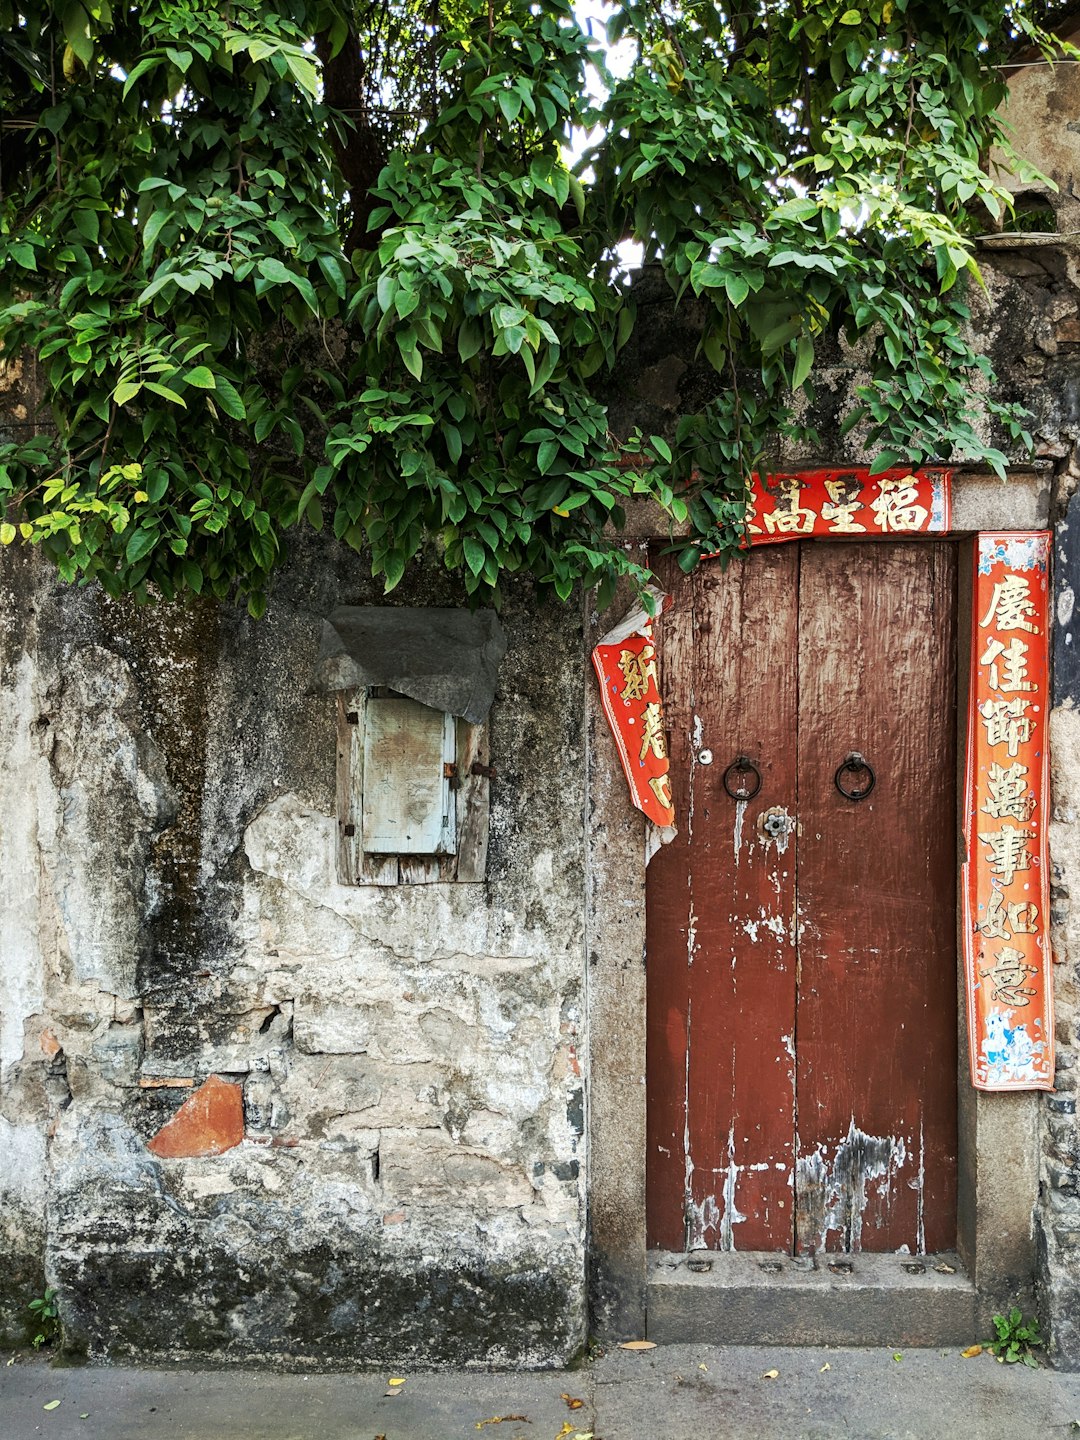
5, 233, 1080, 1368
0, 534, 588, 1366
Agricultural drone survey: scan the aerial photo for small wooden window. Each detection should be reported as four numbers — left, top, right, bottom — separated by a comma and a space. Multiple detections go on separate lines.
362, 697, 456, 855
336, 689, 491, 885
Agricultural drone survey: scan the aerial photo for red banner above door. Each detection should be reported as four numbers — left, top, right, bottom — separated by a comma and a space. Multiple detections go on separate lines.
746, 467, 952, 543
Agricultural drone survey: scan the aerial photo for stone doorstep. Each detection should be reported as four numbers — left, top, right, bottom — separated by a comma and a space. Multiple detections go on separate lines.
647, 1249, 978, 1348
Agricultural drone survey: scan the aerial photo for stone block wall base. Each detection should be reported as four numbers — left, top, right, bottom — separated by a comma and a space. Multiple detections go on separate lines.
647, 1251, 978, 1348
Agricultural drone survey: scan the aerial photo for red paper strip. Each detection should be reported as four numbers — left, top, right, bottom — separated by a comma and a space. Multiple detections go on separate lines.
746, 467, 951, 543
592, 595, 675, 829
963, 532, 1054, 1091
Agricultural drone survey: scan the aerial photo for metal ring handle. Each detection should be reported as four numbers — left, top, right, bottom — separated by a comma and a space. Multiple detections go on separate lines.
835, 752, 876, 802
723, 755, 762, 801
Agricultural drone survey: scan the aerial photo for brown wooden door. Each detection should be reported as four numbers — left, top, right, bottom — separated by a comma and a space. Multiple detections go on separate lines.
646, 541, 958, 1255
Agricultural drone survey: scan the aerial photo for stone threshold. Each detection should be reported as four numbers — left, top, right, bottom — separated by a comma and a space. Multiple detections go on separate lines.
647, 1249, 978, 1348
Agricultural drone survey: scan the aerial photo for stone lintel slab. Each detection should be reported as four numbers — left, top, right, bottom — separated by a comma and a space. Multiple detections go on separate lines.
607, 467, 1051, 540
647, 1250, 978, 1348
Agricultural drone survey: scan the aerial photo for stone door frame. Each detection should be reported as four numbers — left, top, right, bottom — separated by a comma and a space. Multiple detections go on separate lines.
584, 468, 1051, 1342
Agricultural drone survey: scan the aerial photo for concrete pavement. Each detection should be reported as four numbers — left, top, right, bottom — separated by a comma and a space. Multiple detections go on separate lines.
3, 1343, 1080, 1440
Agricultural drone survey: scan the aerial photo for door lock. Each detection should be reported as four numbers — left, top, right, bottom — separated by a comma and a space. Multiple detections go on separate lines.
759, 806, 795, 841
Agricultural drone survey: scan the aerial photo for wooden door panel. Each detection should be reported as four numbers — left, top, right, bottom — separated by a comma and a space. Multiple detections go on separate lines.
794, 542, 958, 1253
647, 547, 799, 1251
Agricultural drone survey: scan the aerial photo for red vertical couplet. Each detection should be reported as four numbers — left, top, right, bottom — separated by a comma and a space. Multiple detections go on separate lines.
964, 532, 1054, 1091
592, 595, 676, 829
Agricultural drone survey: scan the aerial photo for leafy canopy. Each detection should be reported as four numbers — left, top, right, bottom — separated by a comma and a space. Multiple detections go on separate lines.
0, 0, 1064, 611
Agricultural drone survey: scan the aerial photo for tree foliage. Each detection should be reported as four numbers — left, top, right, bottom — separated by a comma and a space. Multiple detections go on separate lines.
0, 0, 1066, 610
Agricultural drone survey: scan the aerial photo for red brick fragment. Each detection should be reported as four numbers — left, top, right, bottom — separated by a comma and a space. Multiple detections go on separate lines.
148, 1075, 244, 1158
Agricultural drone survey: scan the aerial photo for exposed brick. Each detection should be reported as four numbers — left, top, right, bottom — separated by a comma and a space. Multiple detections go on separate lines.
138, 1076, 195, 1089
147, 1075, 244, 1158
39, 1029, 60, 1057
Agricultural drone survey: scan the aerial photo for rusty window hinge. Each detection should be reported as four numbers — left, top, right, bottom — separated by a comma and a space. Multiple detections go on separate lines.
471, 761, 496, 779
343, 823, 356, 837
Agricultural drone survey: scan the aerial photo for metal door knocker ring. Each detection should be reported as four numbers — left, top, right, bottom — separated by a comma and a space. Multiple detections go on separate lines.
723, 756, 762, 801
835, 752, 876, 801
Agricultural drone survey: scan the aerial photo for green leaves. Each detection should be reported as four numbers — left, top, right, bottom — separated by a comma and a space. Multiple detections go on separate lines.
792, 335, 815, 391
213, 377, 247, 421
0, 0, 1048, 610
989, 1308, 1043, 1368
125, 525, 159, 564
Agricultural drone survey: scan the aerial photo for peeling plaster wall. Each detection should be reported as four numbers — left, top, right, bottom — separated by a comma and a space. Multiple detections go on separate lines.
0, 538, 587, 1366
6, 241, 1080, 1367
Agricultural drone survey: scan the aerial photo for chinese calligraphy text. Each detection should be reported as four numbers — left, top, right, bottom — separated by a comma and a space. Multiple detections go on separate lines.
592, 600, 676, 829
746, 468, 951, 544
964, 532, 1053, 1091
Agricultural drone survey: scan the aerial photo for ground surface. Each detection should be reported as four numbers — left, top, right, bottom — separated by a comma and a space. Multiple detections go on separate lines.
2, 1344, 1079, 1439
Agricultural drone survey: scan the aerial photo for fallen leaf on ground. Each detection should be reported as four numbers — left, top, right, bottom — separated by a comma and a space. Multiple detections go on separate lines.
383, 1390, 401, 1398
893, 1353, 903, 1363
820, 1363, 831, 1372
555, 1425, 575, 1439
617, 1340, 656, 1350
476, 1417, 529, 1430
961, 1345, 983, 1359
935, 1263, 956, 1274
761, 1369, 779, 1379
561, 1394, 584, 1409
388, 1377, 406, 1386
698, 1363, 708, 1372
79, 1415, 89, 1421
43, 1400, 60, 1411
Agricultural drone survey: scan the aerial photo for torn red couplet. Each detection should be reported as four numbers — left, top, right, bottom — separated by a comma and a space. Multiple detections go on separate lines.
591, 589, 675, 829
745, 467, 952, 543
963, 531, 1054, 1091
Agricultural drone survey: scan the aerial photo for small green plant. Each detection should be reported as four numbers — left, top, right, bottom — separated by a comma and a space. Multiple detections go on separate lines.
989, 1307, 1043, 1367
27, 1288, 59, 1350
